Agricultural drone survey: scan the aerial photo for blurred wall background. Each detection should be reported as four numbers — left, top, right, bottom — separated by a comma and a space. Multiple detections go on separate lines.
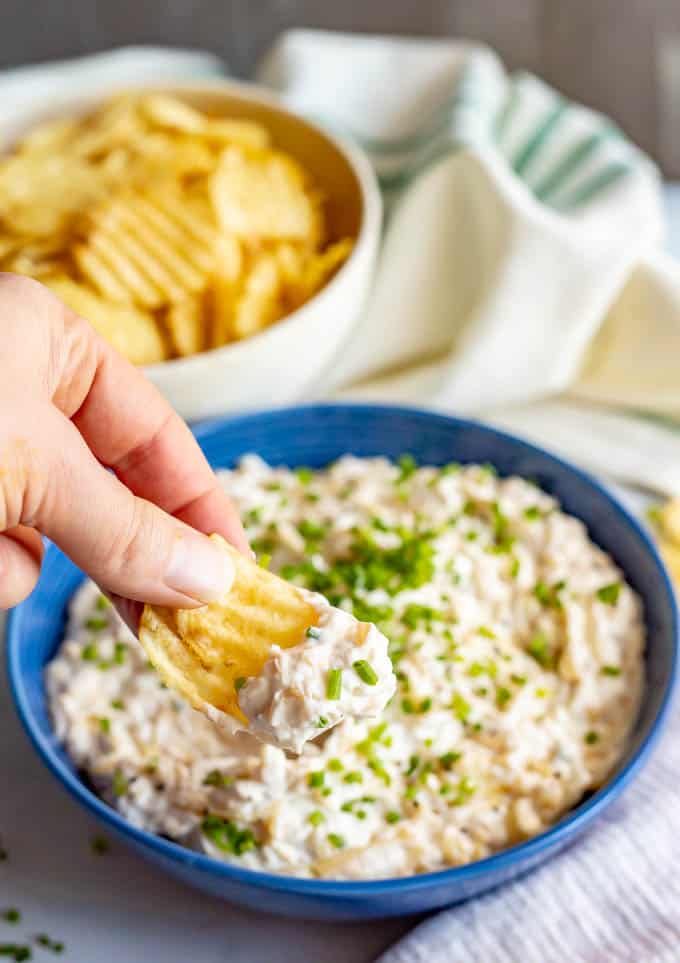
4, 0, 680, 174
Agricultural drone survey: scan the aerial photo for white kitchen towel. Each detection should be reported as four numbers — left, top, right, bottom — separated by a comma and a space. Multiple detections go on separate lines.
258, 31, 680, 494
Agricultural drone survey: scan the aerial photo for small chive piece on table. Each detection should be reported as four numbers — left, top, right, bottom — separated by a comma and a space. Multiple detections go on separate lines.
2, 909, 20, 924
326, 668, 343, 700
353, 660, 378, 686
91, 835, 109, 854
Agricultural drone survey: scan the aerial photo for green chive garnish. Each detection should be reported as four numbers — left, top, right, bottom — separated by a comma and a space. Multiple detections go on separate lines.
353, 660, 378, 686
601, 665, 622, 677
306, 626, 322, 639
91, 835, 109, 854
327, 833, 345, 849
234, 677, 247, 691
326, 668, 342, 700
597, 582, 621, 605
308, 811, 325, 827
585, 730, 599, 745
2, 910, 20, 924
112, 769, 128, 797
86, 616, 107, 631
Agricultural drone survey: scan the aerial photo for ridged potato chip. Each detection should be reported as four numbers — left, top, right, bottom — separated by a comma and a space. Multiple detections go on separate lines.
0, 93, 354, 363
45, 277, 167, 365
139, 535, 319, 724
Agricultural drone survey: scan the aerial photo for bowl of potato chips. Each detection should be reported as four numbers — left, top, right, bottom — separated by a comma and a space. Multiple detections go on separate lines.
0, 83, 381, 419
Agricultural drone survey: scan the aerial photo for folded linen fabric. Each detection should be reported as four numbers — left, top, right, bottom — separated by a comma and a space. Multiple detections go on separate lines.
259, 31, 680, 493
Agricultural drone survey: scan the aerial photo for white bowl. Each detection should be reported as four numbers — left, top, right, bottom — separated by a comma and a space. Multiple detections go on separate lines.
1, 80, 382, 421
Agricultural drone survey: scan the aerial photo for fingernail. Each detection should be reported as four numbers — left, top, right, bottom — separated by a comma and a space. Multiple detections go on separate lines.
165, 533, 235, 603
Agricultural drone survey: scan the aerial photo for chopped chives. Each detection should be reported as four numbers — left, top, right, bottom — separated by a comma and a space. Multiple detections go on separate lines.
85, 616, 107, 631
597, 582, 621, 605
202, 770, 233, 788
306, 626, 322, 639
98, 717, 110, 734
585, 730, 599, 745
439, 751, 462, 770
111, 699, 125, 710
343, 771, 363, 784
91, 835, 109, 854
112, 769, 128, 797
308, 771, 325, 788
308, 811, 325, 827
385, 811, 401, 824
234, 677, 247, 691
2, 910, 20, 924
316, 716, 329, 728
327, 833, 345, 849
326, 668, 343, 700
601, 665, 621, 677
353, 660, 378, 686
327, 758, 343, 772
496, 686, 512, 708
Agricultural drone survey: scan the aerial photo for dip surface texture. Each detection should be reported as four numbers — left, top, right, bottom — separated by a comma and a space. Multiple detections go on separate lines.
47, 456, 644, 879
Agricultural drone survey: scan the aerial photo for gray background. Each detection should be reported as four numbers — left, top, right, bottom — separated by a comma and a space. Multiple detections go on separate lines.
4, 0, 680, 173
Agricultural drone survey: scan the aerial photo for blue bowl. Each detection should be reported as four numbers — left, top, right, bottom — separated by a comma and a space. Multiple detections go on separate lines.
7, 404, 678, 920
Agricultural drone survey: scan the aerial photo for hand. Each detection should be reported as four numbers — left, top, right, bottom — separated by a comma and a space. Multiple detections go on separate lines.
0, 273, 248, 621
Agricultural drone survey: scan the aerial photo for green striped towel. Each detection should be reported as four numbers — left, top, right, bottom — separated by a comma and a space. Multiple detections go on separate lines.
260, 32, 680, 494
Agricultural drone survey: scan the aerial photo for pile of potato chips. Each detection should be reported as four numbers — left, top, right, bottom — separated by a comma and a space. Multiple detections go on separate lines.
0, 94, 353, 364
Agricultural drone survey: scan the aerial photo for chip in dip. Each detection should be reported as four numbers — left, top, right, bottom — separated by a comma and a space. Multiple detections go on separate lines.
138, 535, 396, 753
47, 456, 644, 880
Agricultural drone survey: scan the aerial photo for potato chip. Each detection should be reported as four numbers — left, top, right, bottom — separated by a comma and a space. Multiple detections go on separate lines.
203, 118, 270, 150
139, 535, 320, 724
166, 295, 204, 357
210, 146, 319, 241
208, 236, 243, 347
140, 94, 206, 134
231, 253, 281, 339
45, 277, 167, 365
0, 92, 354, 364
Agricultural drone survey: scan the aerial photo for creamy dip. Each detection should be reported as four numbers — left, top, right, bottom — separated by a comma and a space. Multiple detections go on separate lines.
46, 456, 644, 880
237, 590, 395, 753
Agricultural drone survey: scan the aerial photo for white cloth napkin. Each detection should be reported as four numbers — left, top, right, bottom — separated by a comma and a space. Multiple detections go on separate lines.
258, 31, 680, 495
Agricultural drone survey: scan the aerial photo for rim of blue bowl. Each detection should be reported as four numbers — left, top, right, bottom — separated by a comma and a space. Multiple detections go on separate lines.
7, 402, 680, 898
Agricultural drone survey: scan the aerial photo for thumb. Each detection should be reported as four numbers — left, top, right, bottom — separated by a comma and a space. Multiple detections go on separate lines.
24, 407, 234, 607
0, 526, 44, 609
